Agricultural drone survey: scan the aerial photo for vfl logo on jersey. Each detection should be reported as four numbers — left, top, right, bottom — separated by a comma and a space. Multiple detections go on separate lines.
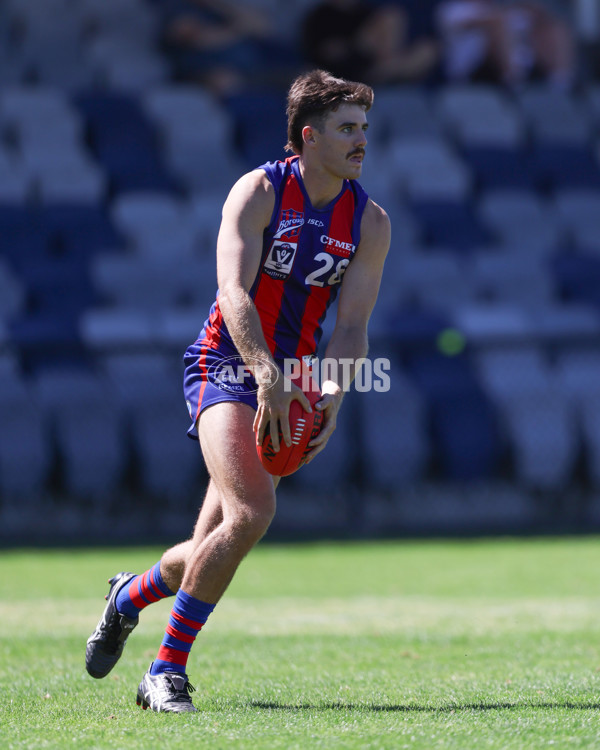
264, 240, 298, 279
273, 209, 304, 241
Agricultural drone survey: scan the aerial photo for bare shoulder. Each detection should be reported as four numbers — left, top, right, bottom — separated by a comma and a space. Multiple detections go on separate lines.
223, 168, 275, 224
359, 198, 391, 255
226, 168, 274, 204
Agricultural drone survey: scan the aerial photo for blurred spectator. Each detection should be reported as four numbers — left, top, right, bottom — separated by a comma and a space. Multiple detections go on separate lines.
301, 0, 439, 85
436, 0, 577, 89
159, 0, 301, 94
571, 0, 600, 80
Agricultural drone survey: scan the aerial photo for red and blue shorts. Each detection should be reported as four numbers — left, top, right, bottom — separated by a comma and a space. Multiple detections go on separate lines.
183, 343, 259, 439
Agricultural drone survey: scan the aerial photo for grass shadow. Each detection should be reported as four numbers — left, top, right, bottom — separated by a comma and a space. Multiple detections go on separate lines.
250, 700, 600, 713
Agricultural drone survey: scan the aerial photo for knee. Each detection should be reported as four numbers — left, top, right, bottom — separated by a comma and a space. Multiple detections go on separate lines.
229, 495, 276, 546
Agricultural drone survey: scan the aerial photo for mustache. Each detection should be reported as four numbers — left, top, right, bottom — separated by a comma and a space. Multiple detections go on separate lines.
347, 148, 365, 159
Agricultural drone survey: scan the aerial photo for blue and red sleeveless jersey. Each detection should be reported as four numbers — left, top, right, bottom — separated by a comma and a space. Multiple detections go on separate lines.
197, 156, 369, 363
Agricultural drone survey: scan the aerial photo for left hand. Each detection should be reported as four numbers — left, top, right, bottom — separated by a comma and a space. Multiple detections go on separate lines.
303, 389, 344, 464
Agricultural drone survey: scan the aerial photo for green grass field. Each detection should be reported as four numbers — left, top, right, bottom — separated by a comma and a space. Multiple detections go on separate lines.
2, 538, 600, 749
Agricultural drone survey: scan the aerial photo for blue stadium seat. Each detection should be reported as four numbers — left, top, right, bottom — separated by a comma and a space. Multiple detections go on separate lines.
452, 304, 535, 343
131, 403, 202, 504
0, 211, 50, 269
580, 398, 600, 488
470, 253, 555, 309
368, 87, 443, 144
551, 253, 600, 310
553, 189, 600, 250
143, 86, 240, 194
410, 199, 491, 251
474, 347, 578, 490
95, 351, 199, 502
0, 258, 25, 320
501, 391, 578, 491
90, 254, 216, 312
38, 202, 123, 256
557, 350, 600, 487
223, 90, 288, 169
0, 373, 51, 500
33, 366, 127, 501
9, 312, 87, 372
18, 256, 96, 318
400, 251, 475, 311
462, 145, 538, 190
406, 352, 501, 480
0, 148, 32, 201
156, 307, 207, 350
533, 144, 600, 191
73, 92, 177, 193
79, 307, 156, 349
110, 192, 197, 258
391, 136, 472, 201
435, 85, 525, 148
0, 85, 73, 121
529, 303, 600, 339
557, 350, 600, 402
387, 309, 452, 348
189, 194, 230, 255
432, 392, 502, 481
477, 188, 563, 252
516, 86, 592, 145
360, 363, 430, 489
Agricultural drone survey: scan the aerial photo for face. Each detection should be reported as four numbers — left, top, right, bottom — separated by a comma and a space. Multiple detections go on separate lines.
307, 103, 369, 180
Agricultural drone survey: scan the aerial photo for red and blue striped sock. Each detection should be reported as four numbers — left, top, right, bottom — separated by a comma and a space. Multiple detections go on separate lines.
150, 590, 215, 676
115, 562, 174, 619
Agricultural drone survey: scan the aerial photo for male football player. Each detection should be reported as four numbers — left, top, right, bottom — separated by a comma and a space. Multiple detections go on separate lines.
86, 69, 390, 712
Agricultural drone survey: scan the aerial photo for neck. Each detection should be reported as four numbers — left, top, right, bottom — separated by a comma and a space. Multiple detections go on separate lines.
297, 156, 344, 209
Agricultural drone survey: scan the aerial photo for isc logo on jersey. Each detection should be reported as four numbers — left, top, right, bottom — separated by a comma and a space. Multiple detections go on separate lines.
264, 240, 298, 279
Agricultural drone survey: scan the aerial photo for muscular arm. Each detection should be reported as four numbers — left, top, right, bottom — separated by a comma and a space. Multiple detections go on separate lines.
307, 198, 391, 459
216, 169, 311, 450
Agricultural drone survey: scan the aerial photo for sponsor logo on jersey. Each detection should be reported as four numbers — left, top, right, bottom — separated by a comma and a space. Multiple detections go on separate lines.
274, 209, 304, 240
320, 234, 356, 258
264, 240, 298, 279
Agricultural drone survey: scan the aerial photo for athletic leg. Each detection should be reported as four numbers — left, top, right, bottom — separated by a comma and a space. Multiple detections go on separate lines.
159, 477, 224, 591
179, 401, 278, 603
86, 438, 225, 679
138, 402, 278, 710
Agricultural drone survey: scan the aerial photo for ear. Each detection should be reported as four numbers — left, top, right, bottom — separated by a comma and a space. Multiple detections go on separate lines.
302, 125, 316, 146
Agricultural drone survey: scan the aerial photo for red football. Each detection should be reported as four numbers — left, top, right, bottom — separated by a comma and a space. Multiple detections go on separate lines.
257, 374, 323, 476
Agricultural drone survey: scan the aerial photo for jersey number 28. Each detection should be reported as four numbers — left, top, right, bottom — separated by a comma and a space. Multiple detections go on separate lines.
305, 253, 350, 287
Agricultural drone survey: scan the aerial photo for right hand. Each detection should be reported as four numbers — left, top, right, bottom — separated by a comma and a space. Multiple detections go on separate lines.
253, 374, 312, 452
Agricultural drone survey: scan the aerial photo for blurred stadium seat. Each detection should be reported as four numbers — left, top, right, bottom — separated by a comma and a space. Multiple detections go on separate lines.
557, 350, 600, 487
368, 87, 444, 143
33, 366, 127, 501
142, 86, 242, 194
406, 351, 502, 480
469, 252, 556, 309
0, 366, 51, 501
0, 258, 25, 319
554, 189, 600, 250
478, 189, 563, 252
2, 0, 600, 536
110, 192, 198, 258
435, 85, 525, 148
391, 136, 473, 202
361, 364, 430, 489
516, 86, 593, 146
475, 348, 578, 491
